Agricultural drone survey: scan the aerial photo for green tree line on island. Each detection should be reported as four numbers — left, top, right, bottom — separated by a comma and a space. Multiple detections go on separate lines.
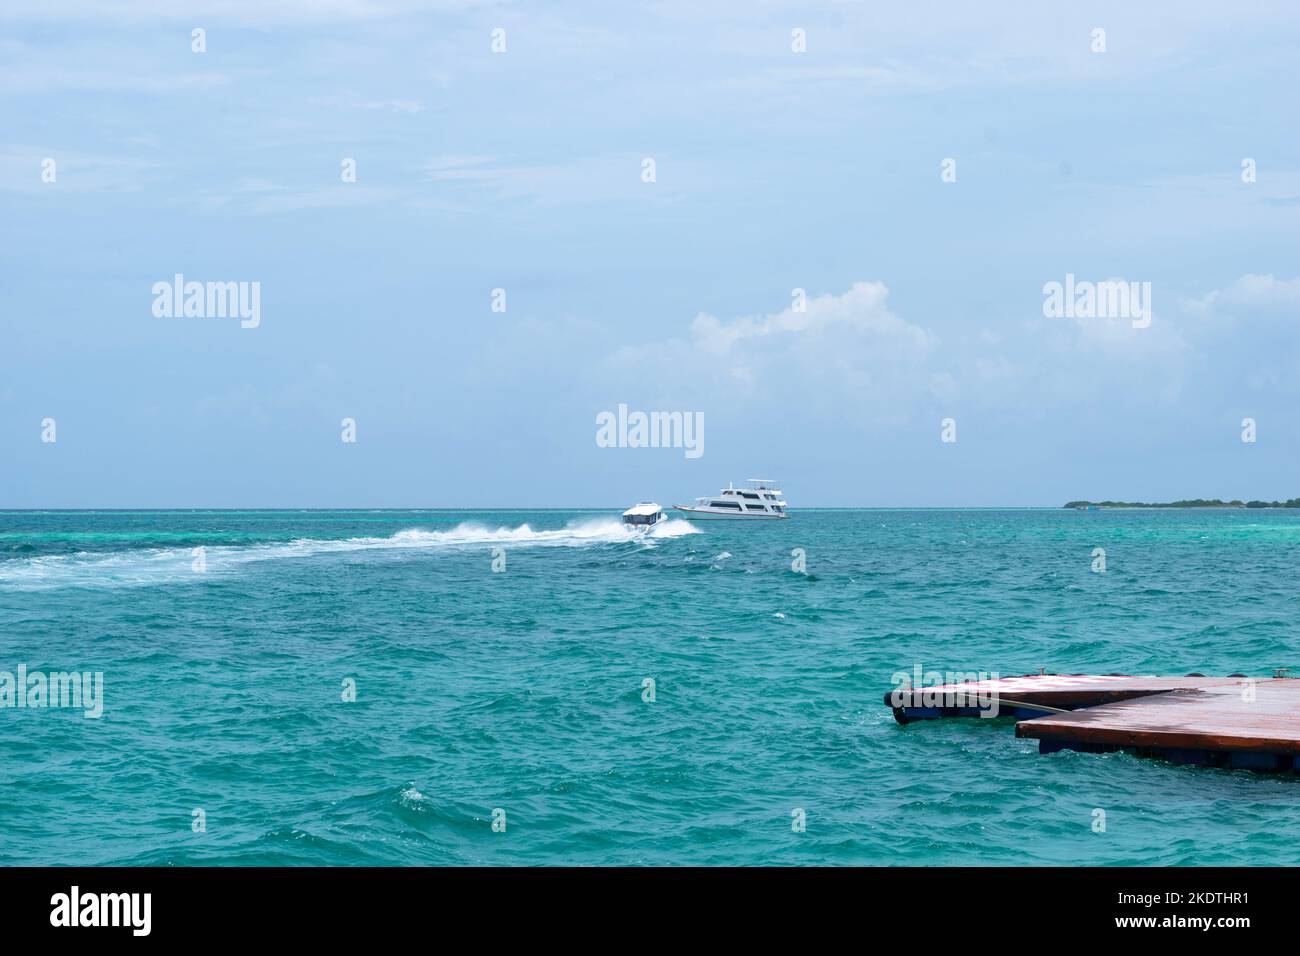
1063, 499, 1300, 509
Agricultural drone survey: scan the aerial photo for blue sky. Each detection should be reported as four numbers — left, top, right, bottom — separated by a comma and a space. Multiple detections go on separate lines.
2, 1, 1298, 507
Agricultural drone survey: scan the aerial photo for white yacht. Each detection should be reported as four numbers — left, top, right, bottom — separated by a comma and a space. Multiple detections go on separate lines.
673, 479, 790, 519
622, 502, 667, 529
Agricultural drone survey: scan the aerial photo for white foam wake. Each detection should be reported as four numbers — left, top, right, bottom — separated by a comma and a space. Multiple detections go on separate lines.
0, 518, 700, 590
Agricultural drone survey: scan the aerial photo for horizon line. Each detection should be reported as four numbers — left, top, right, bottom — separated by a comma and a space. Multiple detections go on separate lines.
1, 504, 1289, 513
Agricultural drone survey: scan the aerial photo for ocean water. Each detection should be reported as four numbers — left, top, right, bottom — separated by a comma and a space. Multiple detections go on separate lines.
2, 508, 1299, 866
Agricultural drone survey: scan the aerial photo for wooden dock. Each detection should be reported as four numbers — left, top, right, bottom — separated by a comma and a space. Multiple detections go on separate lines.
885, 674, 1300, 771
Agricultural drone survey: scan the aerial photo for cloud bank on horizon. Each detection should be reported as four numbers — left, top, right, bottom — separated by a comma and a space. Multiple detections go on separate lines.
2, 1, 1298, 507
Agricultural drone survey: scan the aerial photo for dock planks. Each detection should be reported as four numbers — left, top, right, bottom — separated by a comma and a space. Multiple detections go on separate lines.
885, 674, 1300, 770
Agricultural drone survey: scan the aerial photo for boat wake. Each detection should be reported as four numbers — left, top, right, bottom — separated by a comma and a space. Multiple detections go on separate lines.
0, 518, 700, 590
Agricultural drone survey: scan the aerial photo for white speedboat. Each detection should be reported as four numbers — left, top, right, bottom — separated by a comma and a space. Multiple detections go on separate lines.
622, 502, 667, 529
673, 479, 789, 519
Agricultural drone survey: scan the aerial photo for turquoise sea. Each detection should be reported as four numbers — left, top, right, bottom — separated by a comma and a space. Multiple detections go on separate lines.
1, 508, 1298, 866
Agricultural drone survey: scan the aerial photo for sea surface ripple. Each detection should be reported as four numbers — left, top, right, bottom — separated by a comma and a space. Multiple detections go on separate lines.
1, 508, 1298, 865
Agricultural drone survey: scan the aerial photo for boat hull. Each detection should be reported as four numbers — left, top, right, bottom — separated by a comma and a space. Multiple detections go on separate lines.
672, 506, 789, 519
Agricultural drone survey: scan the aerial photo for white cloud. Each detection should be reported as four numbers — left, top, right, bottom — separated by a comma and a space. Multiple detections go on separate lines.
180, 176, 400, 214
602, 282, 943, 425
688, 281, 934, 356
1179, 274, 1300, 399
0, 146, 158, 193
597, 273, 1300, 428
424, 153, 705, 206
0, 65, 232, 94
0, 1, 496, 25
308, 93, 425, 114
1188, 273, 1300, 314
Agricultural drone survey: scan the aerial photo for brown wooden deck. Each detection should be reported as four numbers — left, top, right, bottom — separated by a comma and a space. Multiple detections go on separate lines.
884, 674, 1300, 770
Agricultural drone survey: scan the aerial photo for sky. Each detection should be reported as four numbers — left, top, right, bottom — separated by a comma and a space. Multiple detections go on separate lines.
1, 0, 1298, 508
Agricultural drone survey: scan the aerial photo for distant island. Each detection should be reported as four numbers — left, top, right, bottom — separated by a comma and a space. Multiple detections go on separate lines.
1064, 499, 1300, 509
